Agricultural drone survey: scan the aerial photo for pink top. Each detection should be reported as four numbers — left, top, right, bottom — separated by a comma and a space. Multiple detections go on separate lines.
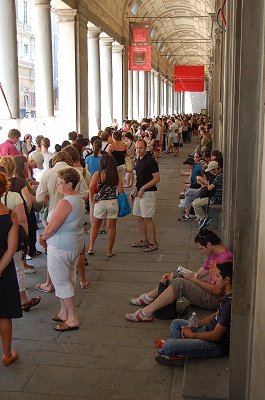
203, 249, 233, 285
0, 140, 19, 157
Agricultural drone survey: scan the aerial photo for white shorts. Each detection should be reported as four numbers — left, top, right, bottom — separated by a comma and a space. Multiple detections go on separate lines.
47, 245, 82, 298
94, 199, 118, 219
133, 191, 156, 218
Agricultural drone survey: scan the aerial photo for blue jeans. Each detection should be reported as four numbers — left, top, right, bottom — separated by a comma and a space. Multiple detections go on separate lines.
159, 319, 223, 358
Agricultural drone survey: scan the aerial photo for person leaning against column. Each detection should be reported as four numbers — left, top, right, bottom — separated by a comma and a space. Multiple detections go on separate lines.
132, 139, 160, 252
38, 168, 85, 331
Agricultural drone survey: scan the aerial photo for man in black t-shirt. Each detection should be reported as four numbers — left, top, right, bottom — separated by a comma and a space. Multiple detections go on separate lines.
132, 140, 160, 252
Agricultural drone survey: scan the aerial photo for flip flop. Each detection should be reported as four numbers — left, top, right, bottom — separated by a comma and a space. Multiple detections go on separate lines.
87, 249, 94, 255
35, 283, 53, 293
54, 322, 79, 332
107, 251, 116, 257
52, 315, 65, 323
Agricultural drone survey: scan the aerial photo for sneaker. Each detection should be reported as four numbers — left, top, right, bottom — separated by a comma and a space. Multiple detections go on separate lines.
125, 308, 153, 322
199, 217, 212, 230
177, 215, 190, 222
155, 354, 185, 367
129, 293, 153, 306
25, 255, 32, 260
154, 339, 165, 349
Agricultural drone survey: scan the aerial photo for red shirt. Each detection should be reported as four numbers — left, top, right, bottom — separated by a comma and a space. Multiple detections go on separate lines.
0, 140, 19, 157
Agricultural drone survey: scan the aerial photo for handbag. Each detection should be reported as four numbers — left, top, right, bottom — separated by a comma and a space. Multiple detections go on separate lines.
117, 192, 131, 217
125, 156, 133, 172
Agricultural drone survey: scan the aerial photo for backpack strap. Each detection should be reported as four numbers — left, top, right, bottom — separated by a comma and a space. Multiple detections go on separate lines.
102, 143, 109, 151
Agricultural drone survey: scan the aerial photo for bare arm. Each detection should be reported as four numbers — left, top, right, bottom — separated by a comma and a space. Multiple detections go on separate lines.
21, 186, 32, 211
183, 272, 222, 295
15, 203, 28, 234
182, 323, 227, 342
0, 212, 18, 275
89, 172, 99, 204
117, 173, 123, 194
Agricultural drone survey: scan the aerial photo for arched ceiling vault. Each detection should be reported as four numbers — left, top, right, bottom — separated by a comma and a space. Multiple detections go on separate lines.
122, 0, 216, 79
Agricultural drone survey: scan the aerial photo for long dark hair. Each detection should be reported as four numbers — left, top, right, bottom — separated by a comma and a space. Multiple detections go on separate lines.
100, 154, 118, 187
93, 139, 102, 157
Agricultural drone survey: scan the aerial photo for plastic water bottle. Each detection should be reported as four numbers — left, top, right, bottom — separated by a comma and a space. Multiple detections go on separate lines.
188, 312, 198, 332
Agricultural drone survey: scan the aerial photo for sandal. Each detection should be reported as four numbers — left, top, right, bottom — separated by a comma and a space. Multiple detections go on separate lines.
107, 251, 116, 257
22, 297, 41, 312
3, 350, 18, 366
80, 280, 89, 289
87, 249, 94, 255
125, 308, 153, 322
143, 243, 158, 252
132, 240, 149, 248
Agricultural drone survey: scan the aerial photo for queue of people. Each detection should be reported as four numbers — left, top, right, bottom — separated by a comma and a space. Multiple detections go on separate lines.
0, 112, 230, 372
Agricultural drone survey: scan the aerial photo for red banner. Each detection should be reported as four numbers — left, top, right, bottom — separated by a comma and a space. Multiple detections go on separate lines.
174, 65, 204, 92
129, 23, 151, 71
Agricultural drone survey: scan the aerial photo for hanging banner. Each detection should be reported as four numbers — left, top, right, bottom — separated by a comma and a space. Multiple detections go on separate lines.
129, 22, 151, 71
174, 65, 204, 92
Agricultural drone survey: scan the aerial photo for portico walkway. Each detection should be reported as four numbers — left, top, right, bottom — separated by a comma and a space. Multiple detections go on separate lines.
0, 144, 204, 400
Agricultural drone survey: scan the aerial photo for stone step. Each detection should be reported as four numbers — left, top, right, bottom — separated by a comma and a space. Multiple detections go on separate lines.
182, 357, 229, 400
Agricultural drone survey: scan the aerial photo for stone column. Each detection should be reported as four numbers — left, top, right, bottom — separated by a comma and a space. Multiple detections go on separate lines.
0, 0, 19, 118
160, 77, 164, 115
212, 30, 222, 149
57, 9, 77, 130
87, 23, 101, 134
112, 42, 124, 128
138, 71, 145, 121
154, 71, 160, 116
100, 33, 113, 128
147, 71, 151, 117
128, 70, 133, 120
132, 71, 139, 120
150, 70, 155, 117
164, 79, 168, 115
122, 46, 128, 121
75, 12, 88, 134
222, 1, 265, 399
34, 0, 54, 117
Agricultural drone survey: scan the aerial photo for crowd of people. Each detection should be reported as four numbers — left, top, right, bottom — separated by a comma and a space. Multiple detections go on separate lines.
0, 113, 231, 370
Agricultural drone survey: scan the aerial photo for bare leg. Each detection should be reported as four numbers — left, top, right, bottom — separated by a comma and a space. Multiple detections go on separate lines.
142, 285, 176, 316
143, 217, 157, 245
62, 296, 79, 326
35, 271, 54, 292
57, 298, 68, 321
146, 286, 159, 299
89, 217, 102, 251
107, 218, 117, 255
0, 318, 12, 356
76, 246, 88, 288
136, 216, 148, 242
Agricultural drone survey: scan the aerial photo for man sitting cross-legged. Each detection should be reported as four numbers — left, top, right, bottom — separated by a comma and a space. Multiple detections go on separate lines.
155, 261, 233, 366
125, 229, 233, 322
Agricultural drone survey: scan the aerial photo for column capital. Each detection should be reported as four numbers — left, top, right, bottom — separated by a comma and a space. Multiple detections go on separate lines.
87, 22, 101, 38
56, 9, 77, 23
112, 41, 124, 54
100, 33, 113, 46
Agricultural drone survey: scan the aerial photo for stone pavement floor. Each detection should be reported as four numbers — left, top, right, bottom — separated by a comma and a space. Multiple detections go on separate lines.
0, 143, 205, 400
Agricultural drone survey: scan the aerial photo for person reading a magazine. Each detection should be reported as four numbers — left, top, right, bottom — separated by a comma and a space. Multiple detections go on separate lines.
125, 229, 233, 322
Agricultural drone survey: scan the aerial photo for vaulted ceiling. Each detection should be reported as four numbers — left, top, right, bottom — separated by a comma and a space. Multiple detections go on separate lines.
122, 0, 217, 79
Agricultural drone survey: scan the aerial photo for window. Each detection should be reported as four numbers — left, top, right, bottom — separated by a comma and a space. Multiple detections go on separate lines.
23, 1, 28, 24
131, 0, 142, 16
24, 44, 29, 55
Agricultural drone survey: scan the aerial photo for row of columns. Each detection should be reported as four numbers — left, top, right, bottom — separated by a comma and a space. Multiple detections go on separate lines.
128, 70, 184, 121
0, 0, 185, 135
